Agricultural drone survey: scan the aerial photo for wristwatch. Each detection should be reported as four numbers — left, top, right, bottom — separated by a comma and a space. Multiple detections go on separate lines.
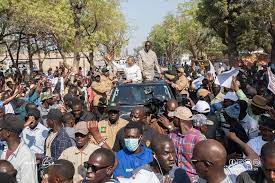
98, 138, 108, 147
167, 125, 174, 131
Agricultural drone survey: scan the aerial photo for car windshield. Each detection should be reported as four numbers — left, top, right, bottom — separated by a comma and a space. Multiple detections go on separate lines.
110, 84, 173, 105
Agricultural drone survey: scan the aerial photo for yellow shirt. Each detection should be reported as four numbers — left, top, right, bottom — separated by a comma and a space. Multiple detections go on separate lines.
98, 118, 128, 148
59, 142, 100, 183
171, 75, 189, 92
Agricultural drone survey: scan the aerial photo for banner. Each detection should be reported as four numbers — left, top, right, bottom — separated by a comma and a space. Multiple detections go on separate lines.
192, 76, 204, 90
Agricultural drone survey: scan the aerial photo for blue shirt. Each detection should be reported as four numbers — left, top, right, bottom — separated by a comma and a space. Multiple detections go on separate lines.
113, 145, 153, 178
21, 122, 49, 154
0, 101, 3, 108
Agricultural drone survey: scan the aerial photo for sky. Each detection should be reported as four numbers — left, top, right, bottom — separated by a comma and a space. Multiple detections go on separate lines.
120, 0, 183, 55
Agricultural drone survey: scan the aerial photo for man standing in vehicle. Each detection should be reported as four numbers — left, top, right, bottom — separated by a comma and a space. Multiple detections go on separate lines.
138, 41, 162, 81
110, 56, 143, 83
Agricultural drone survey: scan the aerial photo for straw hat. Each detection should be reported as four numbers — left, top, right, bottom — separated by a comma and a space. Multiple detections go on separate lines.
251, 95, 268, 110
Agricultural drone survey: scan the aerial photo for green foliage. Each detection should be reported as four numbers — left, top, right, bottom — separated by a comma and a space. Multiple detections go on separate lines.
148, 1, 225, 62
0, 0, 128, 68
148, 15, 181, 63
197, 0, 275, 61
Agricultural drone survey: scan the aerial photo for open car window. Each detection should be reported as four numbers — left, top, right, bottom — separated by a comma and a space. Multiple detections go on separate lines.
110, 84, 173, 105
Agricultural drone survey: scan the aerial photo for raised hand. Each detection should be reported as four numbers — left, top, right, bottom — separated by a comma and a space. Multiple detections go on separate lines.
87, 121, 102, 142
231, 77, 240, 91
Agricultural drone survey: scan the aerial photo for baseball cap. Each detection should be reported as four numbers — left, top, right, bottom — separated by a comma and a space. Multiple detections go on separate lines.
176, 67, 184, 73
192, 100, 210, 114
197, 89, 210, 98
74, 121, 89, 135
164, 70, 177, 80
108, 103, 120, 112
223, 92, 238, 102
98, 97, 107, 107
46, 109, 63, 121
41, 92, 53, 101
0, 114, 24, 135
168, 106, 193, 121
193, 114, 214, 127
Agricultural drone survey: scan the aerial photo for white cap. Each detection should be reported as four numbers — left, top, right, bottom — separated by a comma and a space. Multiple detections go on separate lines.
192, 100, 210, 114
223, 92, 238, 102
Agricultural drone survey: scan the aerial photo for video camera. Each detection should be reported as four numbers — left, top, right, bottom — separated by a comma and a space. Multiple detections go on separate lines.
144, 97, 167, 117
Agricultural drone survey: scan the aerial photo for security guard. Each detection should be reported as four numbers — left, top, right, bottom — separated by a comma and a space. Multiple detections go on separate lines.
91, 73, 112, 107
97, 103, 128, 148
166, 68, 189, 95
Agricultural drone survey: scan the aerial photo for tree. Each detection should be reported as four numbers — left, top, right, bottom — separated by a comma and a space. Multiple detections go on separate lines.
0, 0, 128, 72
148, 2, 225, 63
238, 0, 275, 63
70, 0, 86, 70
0, 0, 74, 71
81, 0, 128, 66
197, 0, 245, 66
177, 2, 225, 60
149, 15, 181, 64
197, 0, 275, 65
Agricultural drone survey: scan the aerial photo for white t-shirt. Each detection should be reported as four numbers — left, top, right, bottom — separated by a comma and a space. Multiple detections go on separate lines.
240, 114, 259, 140
112, 62, 142, 83
247, 136, 268, 155
118, 169, 160, 183
225, 160, 253, 182
197, 160, 253, 183
1, 141, 38, 183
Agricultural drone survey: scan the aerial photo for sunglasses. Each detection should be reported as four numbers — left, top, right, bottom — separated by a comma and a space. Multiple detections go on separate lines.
83, 162, 109, 173
191, 159, 213, 166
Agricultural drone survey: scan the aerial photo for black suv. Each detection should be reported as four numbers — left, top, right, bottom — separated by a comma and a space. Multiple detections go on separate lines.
108, 80, 176, 117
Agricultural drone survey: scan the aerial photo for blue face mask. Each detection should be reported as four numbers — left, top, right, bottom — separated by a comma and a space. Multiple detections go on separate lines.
124, 138, 140, 152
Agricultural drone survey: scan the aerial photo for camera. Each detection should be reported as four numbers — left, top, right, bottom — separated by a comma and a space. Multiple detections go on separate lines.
144, 97, 167, 117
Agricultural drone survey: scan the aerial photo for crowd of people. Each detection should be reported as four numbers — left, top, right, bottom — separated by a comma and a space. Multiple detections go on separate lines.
0, 40, 275, 183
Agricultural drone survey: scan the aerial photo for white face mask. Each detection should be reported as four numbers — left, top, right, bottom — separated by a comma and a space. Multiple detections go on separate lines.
124, 137, 140, 152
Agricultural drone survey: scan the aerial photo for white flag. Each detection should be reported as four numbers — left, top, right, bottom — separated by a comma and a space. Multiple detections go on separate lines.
208, 60, 216, 78
214, 68, 239, 88
268, 67, 275, 95
192, 76, 204, 90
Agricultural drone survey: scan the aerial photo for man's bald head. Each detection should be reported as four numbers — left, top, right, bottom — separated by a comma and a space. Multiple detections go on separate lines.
166, 99, 178, 112
85, 148, 116, 182
193, 139, 227, 166
0, 160, 16, 176
192, 140, 227, 180
88, 148, 115, 167
261, 142, 275, 158
48, 159, 75, 182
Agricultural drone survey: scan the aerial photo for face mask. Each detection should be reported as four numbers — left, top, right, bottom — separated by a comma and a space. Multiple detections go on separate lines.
124, 138, 140, 152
